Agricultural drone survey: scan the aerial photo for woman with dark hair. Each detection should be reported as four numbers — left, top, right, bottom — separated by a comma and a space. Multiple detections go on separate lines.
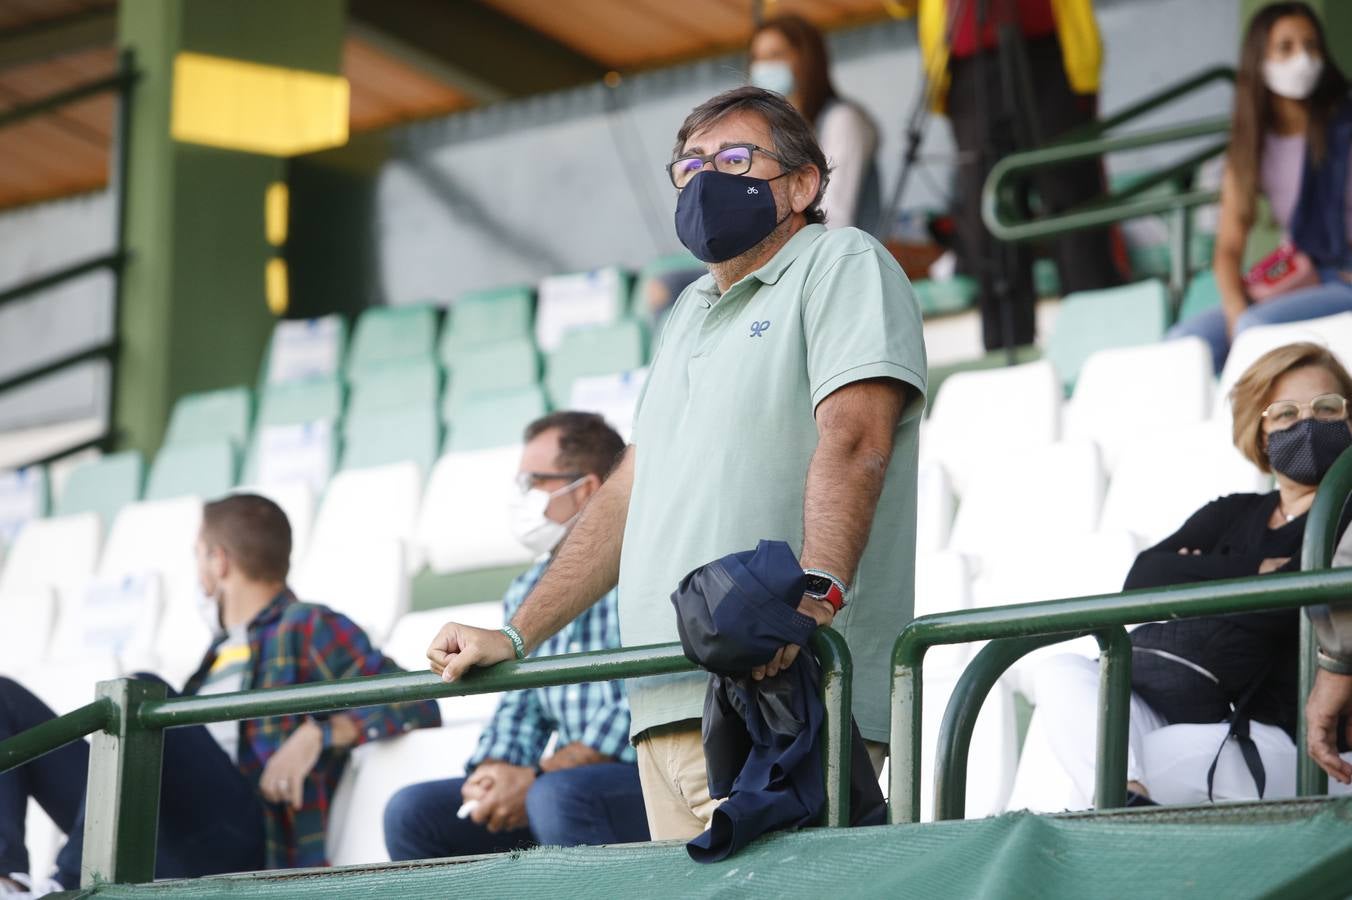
1171, 2, 1352, 372
749, 15, 881, 232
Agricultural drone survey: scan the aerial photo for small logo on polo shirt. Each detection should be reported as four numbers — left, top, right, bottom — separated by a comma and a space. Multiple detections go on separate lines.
749, 320, 770, 337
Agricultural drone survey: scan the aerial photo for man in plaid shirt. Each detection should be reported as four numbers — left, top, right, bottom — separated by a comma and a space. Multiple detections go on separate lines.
384, 412, 648, 859
0, 493, 439, 894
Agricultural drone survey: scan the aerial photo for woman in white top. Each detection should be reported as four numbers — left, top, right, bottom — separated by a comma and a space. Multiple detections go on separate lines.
1171, 2, 1352, 373
749, 15, 882, 233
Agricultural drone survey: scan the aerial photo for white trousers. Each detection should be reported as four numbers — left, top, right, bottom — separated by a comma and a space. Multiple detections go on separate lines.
1006, 654, 1316, 812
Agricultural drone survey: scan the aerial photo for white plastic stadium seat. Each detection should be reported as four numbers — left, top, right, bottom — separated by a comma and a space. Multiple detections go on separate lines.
306, 461, 424, 573
250, 421, 336, 497
0, 588, 58, 675
1065, 337, 1213, 473
417, 445, 535, 574
266, 315, 345, 384
915, 460, 957, 554
51, 574, 163, 674
0, 512, 101, 595
326, 723, 488, 866
383, 605, 504, 723
534, 267, 626, 353
0, 466, 46, 546
99, 497, 207, 685
568, 368, 648, 441
1215, 312, 1352, 419
1100, 421, 1270, 548
292, 537, 408, 646
948, 440, 1105, 568
923, 360, 1062, 495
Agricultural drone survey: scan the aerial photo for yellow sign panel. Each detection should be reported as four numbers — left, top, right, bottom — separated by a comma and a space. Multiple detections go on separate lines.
266, 257, 289, 316
171, 52, 349, 156
265, 181, 289, 247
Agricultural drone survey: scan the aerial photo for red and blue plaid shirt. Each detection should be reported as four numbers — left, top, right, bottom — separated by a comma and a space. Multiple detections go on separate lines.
183, 590, 441, 870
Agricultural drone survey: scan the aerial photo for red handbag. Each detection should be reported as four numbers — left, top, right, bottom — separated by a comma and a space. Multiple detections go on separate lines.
1244, 241, 1319, 302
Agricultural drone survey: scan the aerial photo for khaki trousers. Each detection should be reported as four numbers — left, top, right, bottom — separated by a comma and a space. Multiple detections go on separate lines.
635, 724, 889, 841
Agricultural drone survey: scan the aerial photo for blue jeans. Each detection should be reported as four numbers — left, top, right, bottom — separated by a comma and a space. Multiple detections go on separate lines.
0, 676, 264, 888
383, 762, 649, 861
1168, 275, 1352, 373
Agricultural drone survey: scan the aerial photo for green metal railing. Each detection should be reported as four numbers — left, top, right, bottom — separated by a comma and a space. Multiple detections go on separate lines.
0, 50, 138, 467
981, 65, 1235, 307
0, 630, 854, 888
891, 449, 1352, 825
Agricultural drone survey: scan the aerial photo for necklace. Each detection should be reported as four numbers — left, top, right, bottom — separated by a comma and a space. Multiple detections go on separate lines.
1278, 497, 1306, 523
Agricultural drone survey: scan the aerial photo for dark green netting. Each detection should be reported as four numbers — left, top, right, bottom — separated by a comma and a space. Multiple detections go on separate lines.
74, 798, 1352, 899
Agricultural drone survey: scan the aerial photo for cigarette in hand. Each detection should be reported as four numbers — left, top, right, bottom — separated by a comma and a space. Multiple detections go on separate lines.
457, 799, 480, 820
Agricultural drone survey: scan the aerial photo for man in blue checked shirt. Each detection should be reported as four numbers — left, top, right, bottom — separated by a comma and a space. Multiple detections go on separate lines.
384, 412, 648, 859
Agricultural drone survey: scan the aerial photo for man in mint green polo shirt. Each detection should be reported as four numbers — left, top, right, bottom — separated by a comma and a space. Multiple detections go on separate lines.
428, 85, 927, 841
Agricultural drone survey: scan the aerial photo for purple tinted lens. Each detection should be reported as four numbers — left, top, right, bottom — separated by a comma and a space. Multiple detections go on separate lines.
672, 158, 704, 184
714, 147, 752, 170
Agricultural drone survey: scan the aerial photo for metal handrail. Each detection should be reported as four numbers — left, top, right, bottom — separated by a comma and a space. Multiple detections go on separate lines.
889, 567, 1352, 825
0, 51, 137, 467
982, 116, 1229, 243
1296, 448, 1352, 794
979, 64, 1236, 308
0, 631, 854, 887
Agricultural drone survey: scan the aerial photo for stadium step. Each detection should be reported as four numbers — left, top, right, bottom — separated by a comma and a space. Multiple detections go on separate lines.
68, 797, 1352, 898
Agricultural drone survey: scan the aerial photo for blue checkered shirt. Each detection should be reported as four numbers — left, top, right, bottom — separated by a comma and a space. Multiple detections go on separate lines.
468, 559, 636, 769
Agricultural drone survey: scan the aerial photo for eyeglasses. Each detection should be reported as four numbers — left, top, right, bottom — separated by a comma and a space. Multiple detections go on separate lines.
667, 143, 785, 188
1260, 393, 1348, 431
515, 471, 585, 495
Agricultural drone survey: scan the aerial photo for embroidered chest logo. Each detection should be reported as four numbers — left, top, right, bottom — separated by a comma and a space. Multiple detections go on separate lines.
749, 320, 771, 337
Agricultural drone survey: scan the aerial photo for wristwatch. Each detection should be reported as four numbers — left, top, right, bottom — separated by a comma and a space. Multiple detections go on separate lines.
803, 569, 847, 611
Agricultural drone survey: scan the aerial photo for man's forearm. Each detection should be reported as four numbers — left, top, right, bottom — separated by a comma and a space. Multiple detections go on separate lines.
512, 447, 635, 651
800, 432, 892, 585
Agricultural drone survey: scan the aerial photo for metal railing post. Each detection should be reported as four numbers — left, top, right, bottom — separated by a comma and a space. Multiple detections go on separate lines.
1093, 626, 1132, 809
889, 633, 924, 824
80, 678, 165, 888
812, 628, 852, 827
1296, 448, 1352, 795
1168, 205, 1193, 316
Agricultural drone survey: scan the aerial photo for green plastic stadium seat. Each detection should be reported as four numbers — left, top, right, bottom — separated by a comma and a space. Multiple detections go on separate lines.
258, 314, 348, 385
163, 386, 252, 449
145, 440, 237, 501
343, 406, 441, 474
440, 286, 534, 362
54, 450, 143, 524
444, 385, 548, 453
1178, 270, 1221, 323
1047, 278, 1170, 391
349, 359, 442, 419
912, 276, 977, 317
444, 337, 540, 419
544, 320, 645, 407
346, 305, 439, 380
256, 377, 345, 428
535, 266, 634, 352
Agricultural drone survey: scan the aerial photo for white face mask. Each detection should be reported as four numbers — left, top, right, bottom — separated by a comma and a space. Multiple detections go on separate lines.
1264, 52, 1324, 100
196, 587, 224, 638
508, 477, 585, 556
750, 60, 795, 97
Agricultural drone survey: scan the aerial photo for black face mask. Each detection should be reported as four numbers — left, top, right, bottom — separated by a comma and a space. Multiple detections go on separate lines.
1266, 417, 1352, 485
674, 170, 791, 263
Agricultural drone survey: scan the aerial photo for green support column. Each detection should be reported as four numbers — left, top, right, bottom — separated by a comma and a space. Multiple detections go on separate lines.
114, 0, 345, 459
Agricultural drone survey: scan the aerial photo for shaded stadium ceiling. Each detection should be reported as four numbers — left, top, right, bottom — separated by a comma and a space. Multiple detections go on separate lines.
0, 0, 901, 212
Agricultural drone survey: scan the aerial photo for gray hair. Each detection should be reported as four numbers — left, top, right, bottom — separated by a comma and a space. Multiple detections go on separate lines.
672, 86, 831, 225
